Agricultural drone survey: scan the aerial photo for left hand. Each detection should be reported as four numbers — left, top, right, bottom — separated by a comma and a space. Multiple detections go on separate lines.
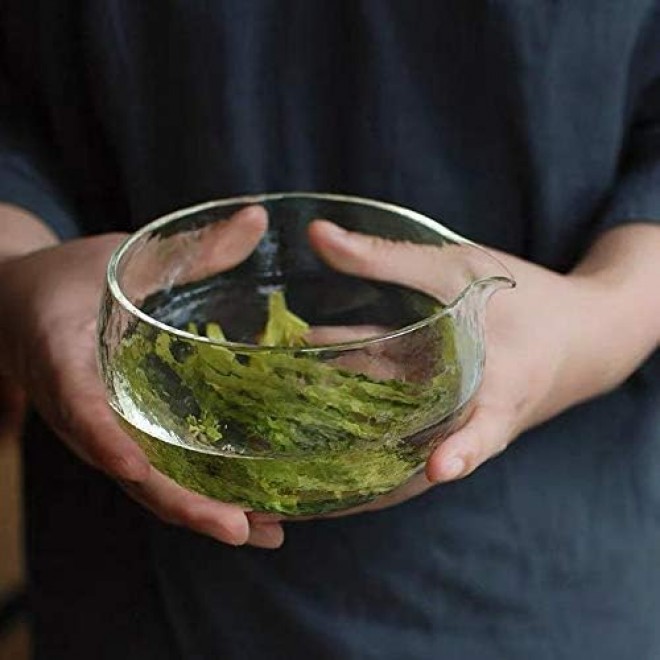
250, 220, 660, 523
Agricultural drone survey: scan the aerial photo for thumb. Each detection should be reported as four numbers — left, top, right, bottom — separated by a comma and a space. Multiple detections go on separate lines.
307, 219, 443, 298
308, 219, 511, 307
425, 403, 515, 483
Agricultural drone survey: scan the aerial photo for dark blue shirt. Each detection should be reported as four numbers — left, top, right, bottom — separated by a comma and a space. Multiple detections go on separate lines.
1, 2, 659, 658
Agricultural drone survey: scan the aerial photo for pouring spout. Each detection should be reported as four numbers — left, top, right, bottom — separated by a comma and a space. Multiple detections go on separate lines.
432, 241, 516, 310
472, 265, 517, 298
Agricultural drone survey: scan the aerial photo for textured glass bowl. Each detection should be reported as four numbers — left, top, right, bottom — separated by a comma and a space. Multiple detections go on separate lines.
98, 193, 514, 516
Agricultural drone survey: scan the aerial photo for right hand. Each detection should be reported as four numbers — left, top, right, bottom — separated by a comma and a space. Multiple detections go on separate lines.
0, 210, 284, 549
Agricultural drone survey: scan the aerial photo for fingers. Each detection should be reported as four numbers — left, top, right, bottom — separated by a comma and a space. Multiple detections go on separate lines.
53, 374, 284, 548
32, 332, 151, 482
305, 324, 404, 378
304, 324, 391, 345
425, 403, 515, 483
119, 469, 257, 546
121, 473, 284, 550
55, 393, 152, 482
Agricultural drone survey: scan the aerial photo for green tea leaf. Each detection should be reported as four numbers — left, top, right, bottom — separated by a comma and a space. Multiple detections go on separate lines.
259, 290, 309, 347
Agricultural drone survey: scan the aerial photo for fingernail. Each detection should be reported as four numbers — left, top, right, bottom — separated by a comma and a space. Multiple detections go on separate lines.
248, 524, 285, 549
441, 456, 465, 481
318, 221, 349, 244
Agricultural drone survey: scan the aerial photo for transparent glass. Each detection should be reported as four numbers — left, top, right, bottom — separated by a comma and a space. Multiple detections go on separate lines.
98, 193, 514, 515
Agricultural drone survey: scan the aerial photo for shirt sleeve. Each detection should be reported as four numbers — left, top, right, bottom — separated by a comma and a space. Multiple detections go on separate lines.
598, 7, 660, 232
0, 69, 80, 240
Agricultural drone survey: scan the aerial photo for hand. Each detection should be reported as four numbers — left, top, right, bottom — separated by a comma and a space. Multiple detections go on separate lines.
252, 220, 660, 523
0, 206, 285, 549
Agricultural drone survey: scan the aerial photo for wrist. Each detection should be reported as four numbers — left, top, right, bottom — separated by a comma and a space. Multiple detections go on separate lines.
563, 227, 660, 401
0, 203, 59, 264
560, 274, 623, 397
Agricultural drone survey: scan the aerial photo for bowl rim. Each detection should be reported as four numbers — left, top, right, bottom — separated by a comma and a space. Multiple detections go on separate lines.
106, 191, 514, 353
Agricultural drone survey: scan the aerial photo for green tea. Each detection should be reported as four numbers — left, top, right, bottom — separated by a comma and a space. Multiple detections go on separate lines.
116, 417, 441, 515
109, 290, 461, 515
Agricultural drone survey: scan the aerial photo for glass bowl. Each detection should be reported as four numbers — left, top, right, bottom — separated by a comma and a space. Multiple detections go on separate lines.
98, 193, 514, 516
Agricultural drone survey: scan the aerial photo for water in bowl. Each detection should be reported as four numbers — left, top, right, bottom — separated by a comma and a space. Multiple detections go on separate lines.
107, 273, 463, 515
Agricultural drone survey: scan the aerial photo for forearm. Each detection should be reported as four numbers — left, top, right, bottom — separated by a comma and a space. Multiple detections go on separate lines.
571, 223, 660, 343
568, 223, 660, 390
539, 222, 660, 424
0, 202, 59, 263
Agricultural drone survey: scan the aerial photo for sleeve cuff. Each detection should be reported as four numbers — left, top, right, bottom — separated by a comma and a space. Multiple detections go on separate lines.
0, 151, 80, 240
